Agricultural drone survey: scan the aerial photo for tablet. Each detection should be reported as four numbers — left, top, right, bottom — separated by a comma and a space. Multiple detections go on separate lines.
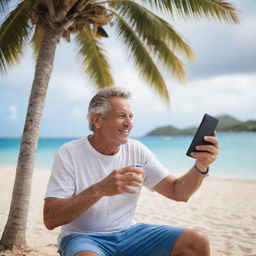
186, 114, 219, 158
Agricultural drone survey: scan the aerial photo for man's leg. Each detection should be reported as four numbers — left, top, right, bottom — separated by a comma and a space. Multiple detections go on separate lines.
119, 223, 184, 256
170, 229, 210, 256
59, 233, 109, 256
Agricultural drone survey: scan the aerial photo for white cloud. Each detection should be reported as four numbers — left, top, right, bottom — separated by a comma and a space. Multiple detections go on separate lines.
8, 106, 17, 120
163, 73, 256, 127
52, 74, 94, 100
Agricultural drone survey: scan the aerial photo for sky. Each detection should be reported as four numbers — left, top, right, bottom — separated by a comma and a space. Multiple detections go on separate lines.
0, 0, 256, 137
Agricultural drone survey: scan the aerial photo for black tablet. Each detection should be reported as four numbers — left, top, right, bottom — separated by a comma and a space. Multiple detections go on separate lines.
186, 114, 219, 158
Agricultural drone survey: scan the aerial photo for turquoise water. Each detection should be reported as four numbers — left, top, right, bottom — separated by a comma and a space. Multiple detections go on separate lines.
0, 133, 255, 180
140, 133, 256, 180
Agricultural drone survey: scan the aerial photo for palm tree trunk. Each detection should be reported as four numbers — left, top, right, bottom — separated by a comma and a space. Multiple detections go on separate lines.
0, 26, 61, 251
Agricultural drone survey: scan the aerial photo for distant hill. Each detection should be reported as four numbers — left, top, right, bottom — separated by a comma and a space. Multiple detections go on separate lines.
145, 125, 187, 136
146, 114, 256, 136
217, 115, 242, 129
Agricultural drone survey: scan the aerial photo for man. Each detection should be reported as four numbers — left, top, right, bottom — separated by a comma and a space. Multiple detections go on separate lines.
44, 87, 218, 256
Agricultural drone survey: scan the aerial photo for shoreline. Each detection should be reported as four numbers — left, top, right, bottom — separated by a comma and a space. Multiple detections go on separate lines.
1, 164, 255, 183
1, 132, 256, 182
1, 167, 256, 255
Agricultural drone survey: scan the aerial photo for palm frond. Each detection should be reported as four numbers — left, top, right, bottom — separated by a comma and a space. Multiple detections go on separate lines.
111, 11, 170, 102
0, 0, 32, 73
0, 0, 11, 14
113, 1, 194, 60
31, 25, 44, 59
137, 0, 239, 23
148, 38, 186, 83
107, 0, 173, 15
75, 23, 114, 89
106, 0, 239, 22
204, 0, 240, 23
173, 0, 240, 23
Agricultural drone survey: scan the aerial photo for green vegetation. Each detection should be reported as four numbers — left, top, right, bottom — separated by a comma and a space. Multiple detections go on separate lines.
146, 115, 256, 136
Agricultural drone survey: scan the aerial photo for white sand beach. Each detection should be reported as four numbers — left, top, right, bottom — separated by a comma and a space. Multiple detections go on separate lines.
0, 166, 256, 256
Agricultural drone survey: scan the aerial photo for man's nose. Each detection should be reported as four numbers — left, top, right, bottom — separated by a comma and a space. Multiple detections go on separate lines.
124, 116, 133, 126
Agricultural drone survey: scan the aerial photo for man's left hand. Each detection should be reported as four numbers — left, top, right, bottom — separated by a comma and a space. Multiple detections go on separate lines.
191, 131, 219, 171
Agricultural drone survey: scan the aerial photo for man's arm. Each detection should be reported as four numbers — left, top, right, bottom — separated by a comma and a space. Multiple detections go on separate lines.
43, 166, 144, 230
44, 183, 103, 230
153, 133, 218, 202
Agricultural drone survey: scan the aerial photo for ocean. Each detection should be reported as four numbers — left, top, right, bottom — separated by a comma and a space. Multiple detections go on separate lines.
0, 132, 255, 180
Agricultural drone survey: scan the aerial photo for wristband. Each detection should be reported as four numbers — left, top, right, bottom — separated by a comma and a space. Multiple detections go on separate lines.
194, 165, 209, 177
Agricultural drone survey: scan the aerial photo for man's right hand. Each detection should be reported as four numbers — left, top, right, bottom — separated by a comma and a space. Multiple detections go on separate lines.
97, 166, 144, 196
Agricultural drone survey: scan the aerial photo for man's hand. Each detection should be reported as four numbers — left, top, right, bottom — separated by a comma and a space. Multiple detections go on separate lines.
44, 166, 144, 230
191, 131, 219, 171
97, 166, 144, 196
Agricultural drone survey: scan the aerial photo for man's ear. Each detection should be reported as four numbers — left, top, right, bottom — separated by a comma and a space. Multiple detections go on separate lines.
91, 113, 103, 129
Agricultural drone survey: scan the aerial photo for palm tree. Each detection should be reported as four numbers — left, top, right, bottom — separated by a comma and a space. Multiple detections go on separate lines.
0, 0, 238, 253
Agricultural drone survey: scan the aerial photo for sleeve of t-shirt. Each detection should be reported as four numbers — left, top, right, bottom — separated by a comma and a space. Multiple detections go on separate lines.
45, 147, 76, 199
138, 142, 169, 191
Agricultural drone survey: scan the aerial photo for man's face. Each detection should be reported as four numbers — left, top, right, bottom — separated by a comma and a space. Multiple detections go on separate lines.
98, 97, 133, 145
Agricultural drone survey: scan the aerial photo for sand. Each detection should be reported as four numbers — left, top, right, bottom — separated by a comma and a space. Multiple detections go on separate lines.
0, 166, 256, 256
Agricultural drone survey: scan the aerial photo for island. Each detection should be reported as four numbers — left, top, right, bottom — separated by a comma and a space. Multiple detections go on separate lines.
146, 115, 256, 136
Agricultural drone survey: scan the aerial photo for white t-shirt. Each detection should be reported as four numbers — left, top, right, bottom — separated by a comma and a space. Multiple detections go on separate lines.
45, 137, 169, 245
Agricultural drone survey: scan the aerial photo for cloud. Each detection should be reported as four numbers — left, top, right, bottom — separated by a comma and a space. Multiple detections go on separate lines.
163, 73, 256, 127
169, 0, 256, 80
123, 72, 256, 136
51, 74, 94, 100
8, 106, 17, 120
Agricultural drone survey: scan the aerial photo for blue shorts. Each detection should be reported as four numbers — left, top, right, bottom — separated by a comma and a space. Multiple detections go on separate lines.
59, 223, 184, 256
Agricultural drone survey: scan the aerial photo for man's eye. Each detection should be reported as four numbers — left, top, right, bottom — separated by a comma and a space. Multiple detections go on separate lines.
119, 114, 133, 119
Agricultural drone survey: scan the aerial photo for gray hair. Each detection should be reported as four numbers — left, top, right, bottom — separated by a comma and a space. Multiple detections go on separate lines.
87, 87, 132, 131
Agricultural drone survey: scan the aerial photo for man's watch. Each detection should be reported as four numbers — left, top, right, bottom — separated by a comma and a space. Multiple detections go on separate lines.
193, 164, 209, 177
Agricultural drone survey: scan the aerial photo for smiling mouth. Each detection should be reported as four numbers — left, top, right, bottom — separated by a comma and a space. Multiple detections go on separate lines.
118, 129, 130, 136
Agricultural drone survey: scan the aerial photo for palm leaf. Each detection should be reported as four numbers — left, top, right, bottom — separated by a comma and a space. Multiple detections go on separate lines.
0, 0, 32, 73
107, 0, 173, 15
113, 1, 194, 60
175, 0, 240, 23
31, 25, 44, 59
143, 0, 239, 23
113, 1, 187, 82
106, 0, 239, 23
111, 12, 170, 102
75, 23, 114, 89
148, 38, 186, 83
0, 0, 11, 14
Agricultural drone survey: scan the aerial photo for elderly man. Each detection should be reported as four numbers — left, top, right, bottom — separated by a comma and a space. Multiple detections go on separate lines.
44, 87, 218, 256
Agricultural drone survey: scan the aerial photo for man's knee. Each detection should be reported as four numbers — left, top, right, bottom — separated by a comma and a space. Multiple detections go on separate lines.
171, 229, 210, 256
